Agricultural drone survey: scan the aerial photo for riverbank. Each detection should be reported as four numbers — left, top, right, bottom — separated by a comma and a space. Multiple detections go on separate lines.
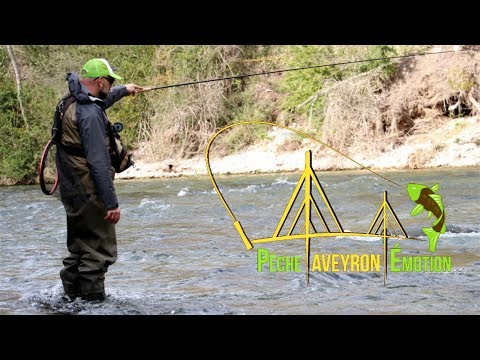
116, 116, 480, 180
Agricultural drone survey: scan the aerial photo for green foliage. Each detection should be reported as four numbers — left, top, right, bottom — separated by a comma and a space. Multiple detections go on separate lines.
448, 67, 475, 92
143, 46, 278, 158
0, 78, 20, 126
0, 73, 37, 182
0, 125, 40, 183
357, 45, 396, 76
0, 45, 423, 184
1, 45, 158, 183
277, 45, 397, 130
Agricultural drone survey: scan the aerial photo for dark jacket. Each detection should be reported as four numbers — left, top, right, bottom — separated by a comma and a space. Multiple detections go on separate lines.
57, 72, 128, 210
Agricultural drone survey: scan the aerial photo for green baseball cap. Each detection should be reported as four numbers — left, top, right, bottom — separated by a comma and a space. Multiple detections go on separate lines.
80, 58, 122, 80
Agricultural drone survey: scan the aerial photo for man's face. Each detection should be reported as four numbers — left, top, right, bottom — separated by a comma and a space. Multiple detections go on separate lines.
97, 76, 115, 99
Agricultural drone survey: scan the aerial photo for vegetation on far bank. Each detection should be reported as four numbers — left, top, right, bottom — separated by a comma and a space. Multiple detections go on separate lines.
1, 45, 478, 185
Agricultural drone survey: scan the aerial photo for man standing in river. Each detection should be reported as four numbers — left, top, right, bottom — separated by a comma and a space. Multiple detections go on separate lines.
55, 58, 143, 301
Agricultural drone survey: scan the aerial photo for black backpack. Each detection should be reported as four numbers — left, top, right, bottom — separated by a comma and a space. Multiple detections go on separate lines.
52, 94, 75, 143
52, 94, 133, 172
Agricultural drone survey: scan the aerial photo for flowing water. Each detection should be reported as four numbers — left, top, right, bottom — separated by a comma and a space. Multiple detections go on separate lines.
0, 167, 478, 314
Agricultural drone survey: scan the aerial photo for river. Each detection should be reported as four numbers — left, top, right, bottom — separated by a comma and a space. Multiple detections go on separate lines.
0, 167, 478, 314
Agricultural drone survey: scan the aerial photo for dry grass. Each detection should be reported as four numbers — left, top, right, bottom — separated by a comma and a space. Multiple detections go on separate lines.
136, 46, 246, 162
139, 82, 226, 161
406, 148, 435, 169
383, 47, 480, 135
134, 46, 480, 165
321, 67, 388, 155
321, 46, 480, 159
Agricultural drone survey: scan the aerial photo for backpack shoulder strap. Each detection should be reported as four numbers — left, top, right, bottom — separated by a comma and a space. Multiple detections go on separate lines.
51, 94, 75, 143
51, 94, 86, 158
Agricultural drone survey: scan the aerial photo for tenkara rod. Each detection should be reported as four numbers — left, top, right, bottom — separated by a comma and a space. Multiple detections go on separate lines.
140, 49, 468, 92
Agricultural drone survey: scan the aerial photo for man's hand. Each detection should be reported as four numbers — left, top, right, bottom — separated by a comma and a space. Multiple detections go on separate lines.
105, 207, 121, 224
125, 84, 143, 96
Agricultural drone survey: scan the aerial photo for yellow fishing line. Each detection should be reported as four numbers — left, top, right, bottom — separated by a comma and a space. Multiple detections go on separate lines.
204, 121, 400, 221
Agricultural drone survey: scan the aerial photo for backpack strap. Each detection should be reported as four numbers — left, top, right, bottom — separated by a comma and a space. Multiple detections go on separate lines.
52, 94, 86, 158
107, 121, 134, 173
52, 94, 75, 142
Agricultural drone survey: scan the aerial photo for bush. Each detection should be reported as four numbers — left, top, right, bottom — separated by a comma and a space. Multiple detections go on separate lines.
1, 45, 417, 184
277, 45, 396, 130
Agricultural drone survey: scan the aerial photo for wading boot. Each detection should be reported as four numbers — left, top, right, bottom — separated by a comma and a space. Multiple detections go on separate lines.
81, 291, 107, 302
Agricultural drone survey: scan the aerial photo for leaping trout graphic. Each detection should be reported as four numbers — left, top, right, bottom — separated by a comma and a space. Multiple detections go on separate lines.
407, 183, 446, 252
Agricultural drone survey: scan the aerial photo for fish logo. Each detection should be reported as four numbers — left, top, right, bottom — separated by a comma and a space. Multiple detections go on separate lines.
406, 183, 446, 252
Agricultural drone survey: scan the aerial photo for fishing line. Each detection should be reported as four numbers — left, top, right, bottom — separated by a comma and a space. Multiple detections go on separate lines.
160, 48, 465, 221
142, 48, 471, 91
205, 121, 401, 222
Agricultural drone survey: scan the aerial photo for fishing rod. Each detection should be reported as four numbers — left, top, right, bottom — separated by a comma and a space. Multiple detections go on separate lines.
140, 48, 470, 92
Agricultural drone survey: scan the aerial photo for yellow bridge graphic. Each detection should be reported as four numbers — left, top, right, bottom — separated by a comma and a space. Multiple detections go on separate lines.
231, 151, 409, 285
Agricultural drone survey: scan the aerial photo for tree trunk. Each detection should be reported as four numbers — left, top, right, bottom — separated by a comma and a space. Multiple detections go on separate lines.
6, 45, 29, 130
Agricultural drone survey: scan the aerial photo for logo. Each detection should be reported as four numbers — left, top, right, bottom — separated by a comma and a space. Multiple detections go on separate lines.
406, 183, 446, 252
205, 121, 451, 285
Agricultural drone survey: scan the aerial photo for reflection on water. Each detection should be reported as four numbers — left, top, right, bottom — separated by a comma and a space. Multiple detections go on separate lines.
0, 167, 479, 314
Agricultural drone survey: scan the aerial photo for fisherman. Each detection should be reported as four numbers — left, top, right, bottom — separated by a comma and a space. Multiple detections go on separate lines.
55, 58, 143, 301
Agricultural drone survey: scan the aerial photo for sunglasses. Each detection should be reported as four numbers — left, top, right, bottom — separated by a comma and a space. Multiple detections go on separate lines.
102, 76, 115, 85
